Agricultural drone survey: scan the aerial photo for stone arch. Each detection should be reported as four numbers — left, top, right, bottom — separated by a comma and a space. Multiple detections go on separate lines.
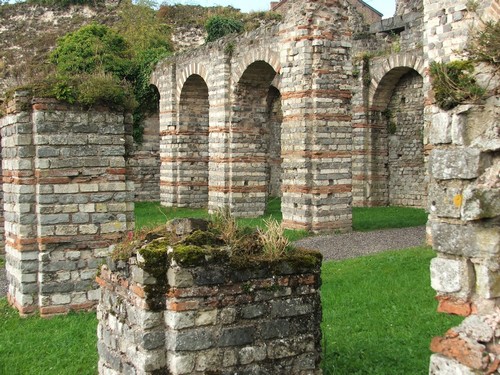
367, 61, 426, 208
368, 53, 425, 111
176, 63, 209, 100
228, 60, 281, 217
175, 74, 210, 207
231, 49, 281, 89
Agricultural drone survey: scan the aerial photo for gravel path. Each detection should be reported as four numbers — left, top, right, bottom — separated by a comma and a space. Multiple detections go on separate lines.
295, 226, 426, 261
0, 226, 426, 297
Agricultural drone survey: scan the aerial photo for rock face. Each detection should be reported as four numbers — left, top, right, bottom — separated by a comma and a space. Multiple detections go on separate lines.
0, 3, 118, 96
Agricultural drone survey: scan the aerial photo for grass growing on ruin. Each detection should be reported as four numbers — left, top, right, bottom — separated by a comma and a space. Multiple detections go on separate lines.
321, 246, 463, 374
0, 299, 98, 375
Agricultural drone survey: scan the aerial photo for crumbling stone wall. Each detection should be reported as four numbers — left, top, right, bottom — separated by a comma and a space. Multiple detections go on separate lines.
423, 0, 500, 373
1, 94, 134, 315
97, 242, 322, 374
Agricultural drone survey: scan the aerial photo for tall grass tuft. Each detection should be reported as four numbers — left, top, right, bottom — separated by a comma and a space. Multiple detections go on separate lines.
258, 218, 290, 259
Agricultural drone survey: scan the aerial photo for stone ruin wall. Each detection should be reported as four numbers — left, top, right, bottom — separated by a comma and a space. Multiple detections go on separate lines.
423, 0, 500, 373
0, 94, 134, 315
97, 246, 322, 375
153, 0, 354, 233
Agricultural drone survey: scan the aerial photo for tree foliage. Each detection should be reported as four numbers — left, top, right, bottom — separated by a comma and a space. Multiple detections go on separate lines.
205, 15, 244, 43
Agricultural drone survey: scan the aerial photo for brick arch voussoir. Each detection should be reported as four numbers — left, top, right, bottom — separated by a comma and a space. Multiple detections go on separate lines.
176, 63, 209, 99
232, 48, 281, 88
368, 52, 425, 111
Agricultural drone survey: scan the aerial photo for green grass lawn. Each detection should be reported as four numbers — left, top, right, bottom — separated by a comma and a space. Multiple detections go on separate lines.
0, 203, 447, 374
321, 247, 462, 374
0, 301, 98, 375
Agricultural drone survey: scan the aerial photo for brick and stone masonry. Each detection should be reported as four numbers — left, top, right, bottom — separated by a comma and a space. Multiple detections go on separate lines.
152, 0, 354, 233
96, 233, 323, 374
0, 94, 134, 315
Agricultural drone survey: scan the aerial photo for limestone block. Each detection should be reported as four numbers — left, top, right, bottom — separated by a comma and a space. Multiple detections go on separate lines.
461, 163, 500, 221
475, 263, 500, 299
428, 180, 464, 219
430, 220, 500, 257
167, 352, 196, 375
430, 148, 483, 180
167, 267, 193, 288
165, 311, 196, 330
430, 112, 452, 144
451, 113, 466, 146
430, 257, 474, 297
453, 314, 496, 342
429, 354, 477, 375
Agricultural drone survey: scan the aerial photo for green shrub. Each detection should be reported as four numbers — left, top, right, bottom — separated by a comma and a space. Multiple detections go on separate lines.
205, 15, 244, 42
50, 23, 132, 79
429, 60, 485, 110
78, 73, 136, 110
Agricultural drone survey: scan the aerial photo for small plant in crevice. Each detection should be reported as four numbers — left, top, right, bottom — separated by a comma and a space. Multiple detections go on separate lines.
362, 54, 371, 87
224, 41, 235, 57
429, 60, 486, 110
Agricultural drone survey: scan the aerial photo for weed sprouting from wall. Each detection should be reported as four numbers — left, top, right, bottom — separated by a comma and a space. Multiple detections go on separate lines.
429, 60, 485, 110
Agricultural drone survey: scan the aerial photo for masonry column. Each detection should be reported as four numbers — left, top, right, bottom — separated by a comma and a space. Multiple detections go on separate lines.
1, 92, 39, 314
155, 63, 179, 207
207, 50, 233, 212
280, 0, 353, 232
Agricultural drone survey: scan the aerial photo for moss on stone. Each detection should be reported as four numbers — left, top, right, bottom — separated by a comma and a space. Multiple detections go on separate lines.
138, 239, 171, 311
172, 244, 207, 267
182, 230, 222, 247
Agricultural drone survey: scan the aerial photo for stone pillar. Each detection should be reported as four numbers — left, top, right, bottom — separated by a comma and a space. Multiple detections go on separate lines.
2, 95, 134, 316
1, 92, 39, 314
156, 63, 179, 208
280, 0, 353, 232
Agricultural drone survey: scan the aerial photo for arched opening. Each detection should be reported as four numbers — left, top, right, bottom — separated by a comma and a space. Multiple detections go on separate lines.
369, 67, 425, 208
177, 74, 209, 207
230, 61, 280, 217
